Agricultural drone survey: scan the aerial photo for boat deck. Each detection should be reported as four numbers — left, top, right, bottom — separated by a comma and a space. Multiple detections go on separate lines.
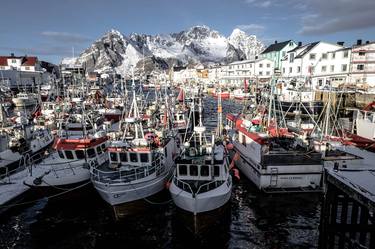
0, 169, 29, 206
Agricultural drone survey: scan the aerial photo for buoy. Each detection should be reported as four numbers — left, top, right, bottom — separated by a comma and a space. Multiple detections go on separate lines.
165, 181, 171, 189
226, 143, 234, 150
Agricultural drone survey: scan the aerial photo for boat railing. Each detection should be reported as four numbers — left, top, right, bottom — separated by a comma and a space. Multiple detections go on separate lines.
91, 154, 165, 184
173, 177, 226, 195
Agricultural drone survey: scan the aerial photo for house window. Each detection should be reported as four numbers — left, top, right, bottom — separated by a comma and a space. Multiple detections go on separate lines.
359, 51, 365, 56
289, 53, 295, 63
289, 67, 292, 73
259, 63, 263, 68
322, 53, 327, 59
25, 66, 30, 70
357, 64, 364, 70
341, 64, 347, 72
283, 68, 285, 74
330, 65, 335, 72
267, 64, 270, 68
259, 71, 263, 75
266, 71, 270, 76
310, 53, 316, 60
322, 66, 327, 72
11, 59, 16, 63
297, 66, 301, 73
343, 51, 349, 58
331, 53, 336, 59
250, 64, 252, 68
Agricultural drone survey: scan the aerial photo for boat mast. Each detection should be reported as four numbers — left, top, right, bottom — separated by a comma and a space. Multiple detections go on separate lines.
217, 85, 223, 137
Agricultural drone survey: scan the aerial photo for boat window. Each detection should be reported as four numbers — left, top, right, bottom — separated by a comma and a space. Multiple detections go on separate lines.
140, 153, 149, 163
65, 150, 74, 160
190, 165, 198, 176
242, 135, 246, 146
130, 153, 138, 162
110, 152, 118, 162
200, 165, 209, 177
164, 147, 168, 157
101, 143, 107, 152
179, 165, 187, 176
120, 152, 128, 162
96, 146, 102, 155
214, 166, 220, 177
58, 150, 65, 159
87, 148, 96, 158
75, 150, 85, 159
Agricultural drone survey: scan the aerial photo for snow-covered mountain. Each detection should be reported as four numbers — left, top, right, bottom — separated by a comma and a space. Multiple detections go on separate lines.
64, 25, 265, 75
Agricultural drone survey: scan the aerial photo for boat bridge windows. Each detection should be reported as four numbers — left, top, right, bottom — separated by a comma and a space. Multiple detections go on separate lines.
109, 151, 151, 165
177, 163, 223, 181
57, 142, 107, 160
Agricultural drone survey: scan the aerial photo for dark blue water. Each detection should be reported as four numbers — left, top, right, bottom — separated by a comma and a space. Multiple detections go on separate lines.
0, 98, 322, 249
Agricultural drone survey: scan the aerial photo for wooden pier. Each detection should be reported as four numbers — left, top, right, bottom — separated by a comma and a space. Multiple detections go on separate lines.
319, 168, 375, 249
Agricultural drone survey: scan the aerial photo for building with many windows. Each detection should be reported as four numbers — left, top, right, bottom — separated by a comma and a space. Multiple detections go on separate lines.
221, 58, 274, 86
349, 40, 375, 87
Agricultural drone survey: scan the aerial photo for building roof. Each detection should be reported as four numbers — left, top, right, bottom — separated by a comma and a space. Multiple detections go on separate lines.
295, 42, 319, 59
260, 40, 292, 54
229, 58, 272, 65
0, 56, 38, 66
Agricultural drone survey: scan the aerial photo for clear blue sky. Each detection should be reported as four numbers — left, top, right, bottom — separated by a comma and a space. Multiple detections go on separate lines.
0, 0, 374, 64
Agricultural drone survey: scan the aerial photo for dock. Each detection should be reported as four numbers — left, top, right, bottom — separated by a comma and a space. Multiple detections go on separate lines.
319, 168, 375, 249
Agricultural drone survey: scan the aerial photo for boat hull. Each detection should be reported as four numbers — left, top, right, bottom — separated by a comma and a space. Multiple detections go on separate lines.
169, 178, 232, 214
233, 141, 323, 192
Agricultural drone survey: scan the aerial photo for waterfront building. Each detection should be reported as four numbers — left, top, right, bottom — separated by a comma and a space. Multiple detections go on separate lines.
220, 58, 274, 87
259, 40, 297, 70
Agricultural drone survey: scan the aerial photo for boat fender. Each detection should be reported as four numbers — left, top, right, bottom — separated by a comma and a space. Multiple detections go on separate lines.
33, 177, 43, 186
165, 181, 171, 189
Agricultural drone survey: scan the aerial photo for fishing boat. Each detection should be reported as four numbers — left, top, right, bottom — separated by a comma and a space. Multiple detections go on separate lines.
227, 78, 323, 193
212, 88, 230, 99
169, 93, 232, 233
12, 92, 38, 107
24, 132, 108, 189
90, 77, 179, 217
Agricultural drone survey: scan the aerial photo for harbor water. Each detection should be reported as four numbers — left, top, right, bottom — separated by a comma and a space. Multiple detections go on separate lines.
0, 97, 322, 249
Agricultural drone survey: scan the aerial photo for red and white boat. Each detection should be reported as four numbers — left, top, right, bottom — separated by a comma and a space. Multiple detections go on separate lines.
24, 133, 108, 188
226, 111, 323, 192
212, 88, 230, 99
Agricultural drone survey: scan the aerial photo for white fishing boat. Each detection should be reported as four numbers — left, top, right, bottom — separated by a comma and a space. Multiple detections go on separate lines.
169, 91, 232, 234
90, 77, 179, 215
